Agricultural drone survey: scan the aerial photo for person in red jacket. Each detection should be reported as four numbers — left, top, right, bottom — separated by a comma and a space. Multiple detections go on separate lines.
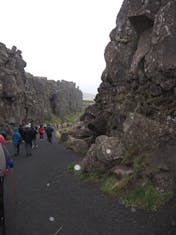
0, 134, 14, 234
0, 135, 14, 172
38, 125, 44, 140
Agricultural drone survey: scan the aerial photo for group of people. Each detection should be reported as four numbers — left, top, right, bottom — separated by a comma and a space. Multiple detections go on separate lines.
0, 123, 54, 231
0, 122, 54, 179
12, 123, 54, 157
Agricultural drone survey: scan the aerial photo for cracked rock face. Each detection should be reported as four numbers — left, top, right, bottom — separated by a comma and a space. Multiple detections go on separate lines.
0, 43, 82, 130
82, 0, 176, 136
80, 0, 176, 192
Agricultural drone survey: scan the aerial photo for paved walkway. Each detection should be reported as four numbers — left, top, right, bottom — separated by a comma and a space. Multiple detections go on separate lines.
3, 136, 176, 235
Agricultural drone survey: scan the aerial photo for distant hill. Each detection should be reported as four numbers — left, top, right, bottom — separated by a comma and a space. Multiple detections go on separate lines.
83, 93, 95, 101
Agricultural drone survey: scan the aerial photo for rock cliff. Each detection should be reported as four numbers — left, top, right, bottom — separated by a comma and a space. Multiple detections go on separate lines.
76, 0, 176, 194
0, 43, 82, 129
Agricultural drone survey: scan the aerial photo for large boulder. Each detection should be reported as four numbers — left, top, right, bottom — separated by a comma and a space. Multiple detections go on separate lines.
81, 135, 124, 172
66, 136, 89, 154
95, 135, 124, 162
81, 144, 106, 172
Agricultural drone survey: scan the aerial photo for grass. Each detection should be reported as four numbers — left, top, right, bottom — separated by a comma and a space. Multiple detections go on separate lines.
55, 130, 61, 139
123, 145, 147, 176
100, 176, 119, 197
133, 157, 145, 175
122, 144, 139, 165
67, 162, 132, 198
44, 111, 82, 126
67, 162, 174, 211
122, 184, 173, 211
67, 162, 83, 178
44, 112, 61, 125
62, 112, 82, 123
100, 175, 133, 198
67, 162, 109, 181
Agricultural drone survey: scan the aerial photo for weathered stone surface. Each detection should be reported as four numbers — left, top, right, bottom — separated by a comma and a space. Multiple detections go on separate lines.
81, 144, 106, 172
157, 163, 170, 172
154, 173, 174, 192
73, 125, 94, 139
82, 0, 176, 136
81, 135, 124, 173
122, 112, 175, 152
80, 0, 176, 192
0, 44, 82, 131
60, 132, 70, 142
66, 135, 89, 154
110, 166, 134, 178
95, 135, 124, 162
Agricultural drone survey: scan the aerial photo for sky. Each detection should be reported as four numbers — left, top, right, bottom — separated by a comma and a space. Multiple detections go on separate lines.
0, 0, 123, 94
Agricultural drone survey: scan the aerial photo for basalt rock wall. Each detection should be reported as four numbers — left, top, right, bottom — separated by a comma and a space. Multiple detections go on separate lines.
0, 43, 82, 129
82, 0, 176, 136
79, 0, 176, 193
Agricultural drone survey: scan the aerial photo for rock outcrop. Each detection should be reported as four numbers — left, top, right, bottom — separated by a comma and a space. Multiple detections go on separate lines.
79, 0, 176, 193
0, 43, 82, 130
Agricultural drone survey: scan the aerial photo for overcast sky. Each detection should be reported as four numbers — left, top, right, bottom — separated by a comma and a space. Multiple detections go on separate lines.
0, 0, 123, 94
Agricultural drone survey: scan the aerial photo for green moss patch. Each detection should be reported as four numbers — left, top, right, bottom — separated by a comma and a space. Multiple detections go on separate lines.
133, 157, 145, 175
63, 112, 82, 123
100, 175, 132, 198
44, 112, 61, 125
100, 176, 120, 198
123, 144, 139, 165
122, 184, 173, 211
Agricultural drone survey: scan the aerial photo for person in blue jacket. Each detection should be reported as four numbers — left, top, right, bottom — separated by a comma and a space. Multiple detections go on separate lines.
12, 127, 21, 157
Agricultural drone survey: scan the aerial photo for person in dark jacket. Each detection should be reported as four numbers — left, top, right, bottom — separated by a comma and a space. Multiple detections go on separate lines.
45, 124, 54, 143
23, 124, 35, 156
12, 127, 21, 157
18, 124, 24, 140
31, 125, 38, 148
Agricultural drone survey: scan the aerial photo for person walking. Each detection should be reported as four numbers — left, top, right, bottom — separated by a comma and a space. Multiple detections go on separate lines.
0, 135, 7, 234
31, 125, 38, 148
38, 125, 44, 140
0, 136, 6, 178
18, 124, 24, 140
0, 134, 14, 234
12, 127, 21, 157
23, 124, 35, 156
45, 124, 54, 143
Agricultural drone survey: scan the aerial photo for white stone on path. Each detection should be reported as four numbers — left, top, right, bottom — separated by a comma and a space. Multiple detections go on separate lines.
106, 149, 111, 154
74, 164, 81, 171
49, 216, 55, 222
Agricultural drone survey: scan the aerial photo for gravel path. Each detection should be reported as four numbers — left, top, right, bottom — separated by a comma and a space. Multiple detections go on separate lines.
3, 137, 176, 235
